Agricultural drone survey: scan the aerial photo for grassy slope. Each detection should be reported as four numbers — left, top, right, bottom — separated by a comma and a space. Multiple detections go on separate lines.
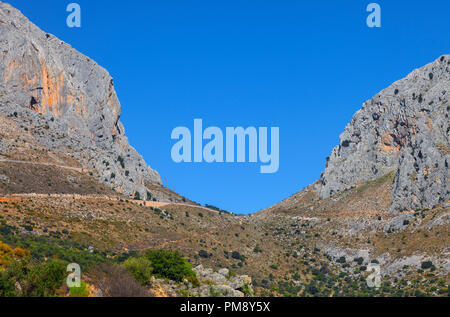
0, 114, 448, 296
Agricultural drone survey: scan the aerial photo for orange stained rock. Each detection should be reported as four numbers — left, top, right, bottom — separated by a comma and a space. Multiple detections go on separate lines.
379, 134, 393, 152
21, 73, 37, 87
4, 59, 15, 83
379, 132, 406, 154
426, 117, 433, 131
3, 55, 89, 117
40, 61, 64, 116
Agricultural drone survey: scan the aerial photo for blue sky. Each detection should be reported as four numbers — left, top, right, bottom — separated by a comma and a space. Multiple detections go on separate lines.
8, 0, 450, 213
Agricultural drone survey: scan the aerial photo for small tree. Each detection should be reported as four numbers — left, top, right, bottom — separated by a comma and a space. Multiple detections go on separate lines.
122, 257, 153, 286
421, 261, 433, 270
144, 250, 197, 284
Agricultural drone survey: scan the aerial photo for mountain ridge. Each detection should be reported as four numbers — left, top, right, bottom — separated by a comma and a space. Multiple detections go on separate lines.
313, 55, 449, 213
0, 2, 162, 200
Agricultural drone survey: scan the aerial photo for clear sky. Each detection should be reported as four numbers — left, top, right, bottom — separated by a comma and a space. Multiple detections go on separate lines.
7, 0, 450, 214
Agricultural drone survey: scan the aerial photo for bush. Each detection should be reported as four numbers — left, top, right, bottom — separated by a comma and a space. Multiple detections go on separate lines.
122, 257, 153, 286
305, 283, 319, 295
241, 283, 254, 297
0, 233, 109, 269
24, 259, 67, 297
117, 156, 125, 169
144, 249, 196, 283
354, 257, 364, 265
2, 259, 67, 297
421, 261, 433, 270
69, 281, 89, 297
253, 245, 262, 253
209, 285, 221, 297
341, 140, 351, 147
0, 270, 16, 297
91, 264, 149, 297
198, 250, 211, 259
231, 251, 245, 261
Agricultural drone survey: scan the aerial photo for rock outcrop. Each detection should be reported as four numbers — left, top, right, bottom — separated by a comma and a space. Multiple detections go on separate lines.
316, 55, 450, 212
147, 265, 253, 297
0, 3, 161, 198
193, 265, 253, 297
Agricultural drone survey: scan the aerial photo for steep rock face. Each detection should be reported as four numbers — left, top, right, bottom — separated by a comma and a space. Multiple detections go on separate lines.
316, 56, 450, 212
0, 3, 161, 198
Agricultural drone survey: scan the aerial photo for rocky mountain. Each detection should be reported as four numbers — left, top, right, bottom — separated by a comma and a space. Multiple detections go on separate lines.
316, 56, 449, 213
0, 2, 448, 298
0, 2, 161, 199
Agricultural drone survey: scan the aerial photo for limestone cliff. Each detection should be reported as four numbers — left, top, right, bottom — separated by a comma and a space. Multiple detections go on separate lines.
316, 56, 449, 212
0, 2, 161, 198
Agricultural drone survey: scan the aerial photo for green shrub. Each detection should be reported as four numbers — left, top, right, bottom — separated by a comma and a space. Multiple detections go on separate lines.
231, 251, 245, 261
69, 281, 89, 297
269, 264, 278, 270
209, 285, 221, 297
186, 274, 200, 288
25, 259, 67, 297
354, 257, 364, 265
253, 245, 262, 253
421, 261, 433, 270
144, 249, 196, 283
198, 250, 211, 259
241, 283, 254, 297
2, 259, 67, 297
0, 228, 110, 269
0, 270, 16, 297
117, 156, 125, 169
122, 257, 153, 286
